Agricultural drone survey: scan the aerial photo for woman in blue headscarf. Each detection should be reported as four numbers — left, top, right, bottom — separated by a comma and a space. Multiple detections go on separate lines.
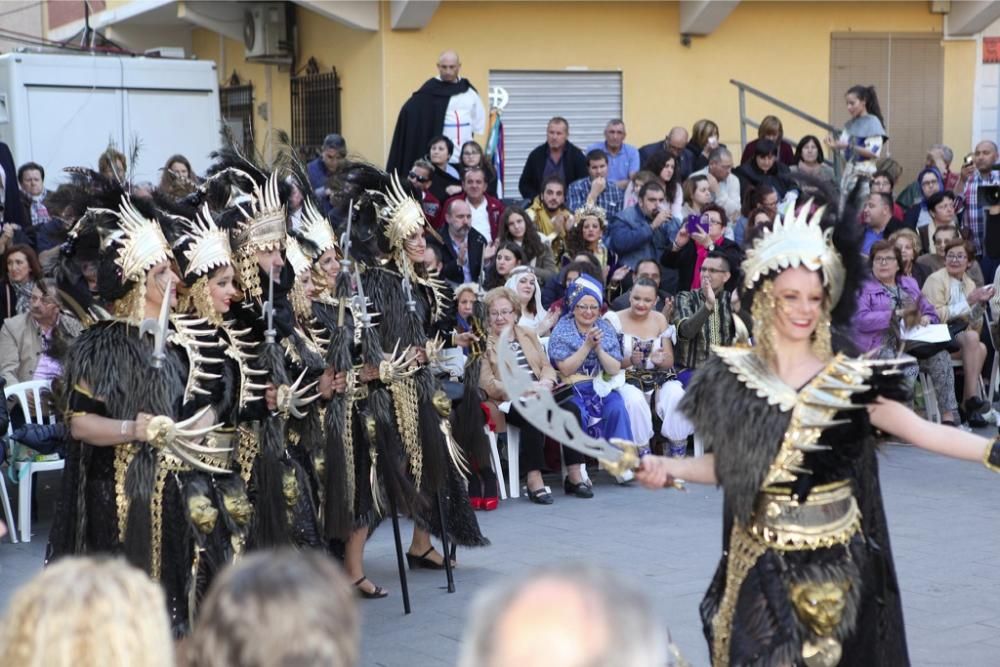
903, 166, 944, 230
547, 274, 633, 497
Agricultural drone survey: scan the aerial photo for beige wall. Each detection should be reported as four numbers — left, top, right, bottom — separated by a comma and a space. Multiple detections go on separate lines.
189, 1, 971, 170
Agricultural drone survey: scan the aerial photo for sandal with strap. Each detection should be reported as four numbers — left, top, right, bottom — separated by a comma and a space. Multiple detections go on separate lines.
354, 575, 388, 599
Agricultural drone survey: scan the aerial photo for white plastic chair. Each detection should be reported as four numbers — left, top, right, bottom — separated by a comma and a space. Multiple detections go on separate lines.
485, 427, 507, 501
6, 379, 60, 543
917, 369, 941, 424
0, 457, 16, 543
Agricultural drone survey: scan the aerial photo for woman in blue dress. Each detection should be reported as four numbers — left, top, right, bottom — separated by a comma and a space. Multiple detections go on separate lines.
548, 274, 633, 497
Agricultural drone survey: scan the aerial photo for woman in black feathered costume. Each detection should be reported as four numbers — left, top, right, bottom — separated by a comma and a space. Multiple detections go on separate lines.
333, 162, 488, 571
47, 177, 231, 636
636, 184, 1000, 666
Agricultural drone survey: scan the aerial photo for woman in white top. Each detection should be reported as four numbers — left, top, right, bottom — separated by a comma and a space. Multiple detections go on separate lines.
505, 266, 559, 338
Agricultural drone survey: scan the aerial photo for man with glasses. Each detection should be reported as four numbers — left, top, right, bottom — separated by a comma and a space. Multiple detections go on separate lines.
657, 251, 747, 457
407, 159, 441, 226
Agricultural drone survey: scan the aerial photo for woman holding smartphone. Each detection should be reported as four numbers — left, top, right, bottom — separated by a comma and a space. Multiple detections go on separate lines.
662, 203, 743, 292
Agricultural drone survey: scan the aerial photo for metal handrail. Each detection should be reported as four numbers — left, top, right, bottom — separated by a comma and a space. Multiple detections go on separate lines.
731, 79, 843, 178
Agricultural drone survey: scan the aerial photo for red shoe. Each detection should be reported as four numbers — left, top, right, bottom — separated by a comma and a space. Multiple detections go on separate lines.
469, 496, 483, 510
482, 497, 499, 511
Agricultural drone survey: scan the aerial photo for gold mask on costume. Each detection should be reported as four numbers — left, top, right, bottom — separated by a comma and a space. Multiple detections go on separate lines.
222, 487, 252, 527
282, 469, 301, 507
431, 389, 451, 417
791, 581, 850, 637
187, 494, 219, 535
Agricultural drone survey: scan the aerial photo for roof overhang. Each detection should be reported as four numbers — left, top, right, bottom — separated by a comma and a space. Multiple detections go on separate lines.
679, 0, 740, 37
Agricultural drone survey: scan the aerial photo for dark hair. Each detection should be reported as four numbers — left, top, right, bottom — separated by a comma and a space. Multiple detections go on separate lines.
926, 190, 956, 214
541, 175, 565, 193
754, 139, 778, 157
748, 206, 772, 226
586, 149, 608, 165
423, 243, 442, 265
635, 258, 660, 276
427, 135, 454, 157
682, 174, 709, 206
561, 260, 602, 286
846, 85, 885, 126
932, 224, 959, 244
868, 239, 902, 276
498, 207, 546, 264
704, 250, 731, 273
640, 150, 680, 193
459, 141, 495, 182
793, 135, 825, 165
566, 218, 605, 257
461, 165, 486, 183
868, 191, 894, 211
3, 244, 44, 282
568, 252, 602, 275
638, 180, 666, 200
701, 202, 728, 227
548, 116, 570, 131
485, 241, 526, 289
872, 169, 895, 188
17, 161, 44, 183
158, 154, 195, 196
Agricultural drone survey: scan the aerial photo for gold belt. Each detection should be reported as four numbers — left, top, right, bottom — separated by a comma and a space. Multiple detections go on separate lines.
748, 480, 861, 551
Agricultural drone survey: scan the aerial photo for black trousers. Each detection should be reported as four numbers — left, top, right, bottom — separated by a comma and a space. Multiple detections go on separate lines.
505, 400, 586, 474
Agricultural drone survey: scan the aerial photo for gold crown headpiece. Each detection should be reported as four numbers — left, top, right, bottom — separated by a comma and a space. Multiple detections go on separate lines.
232, 171, 287, 254
742, 200, 845, 305
94, 195, 173, 282
298, 199, 339, 258
373, 172, 426, 252
573, 204, 608, 227
182, 203, 233, 279
285, 234, 312, 277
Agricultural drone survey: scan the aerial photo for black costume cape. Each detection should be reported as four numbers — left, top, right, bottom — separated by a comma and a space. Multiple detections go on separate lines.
386, 78, 477, 177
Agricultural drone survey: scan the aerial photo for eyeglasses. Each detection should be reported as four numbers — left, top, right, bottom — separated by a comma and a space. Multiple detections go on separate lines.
945, 254, 968, 261
574, 304, 600, 312
489, 310, 514, 319
872, 256, 897, 265
699, 267, 727, 274
408, 171, 430, 183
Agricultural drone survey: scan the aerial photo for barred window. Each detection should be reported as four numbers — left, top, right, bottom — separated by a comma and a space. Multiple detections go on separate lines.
220, 71, 255, 152
291, 58, 342, 157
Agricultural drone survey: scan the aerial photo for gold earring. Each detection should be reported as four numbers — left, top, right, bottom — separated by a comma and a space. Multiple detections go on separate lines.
812, 307, 833, 360
751, 280, 776, 363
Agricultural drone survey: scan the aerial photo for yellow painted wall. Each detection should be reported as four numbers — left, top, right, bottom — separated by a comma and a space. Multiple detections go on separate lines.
381, 1, 951, 154
185, 1, 971, 170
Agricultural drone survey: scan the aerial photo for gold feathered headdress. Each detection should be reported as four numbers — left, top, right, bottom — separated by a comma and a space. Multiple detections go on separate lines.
284, 234, 312, 277
232, 171, 286, 254
373, 172, 426, 252
573, 204, 608, 228
741, 200, 845, 306
182, 203, 233, 279
96, 195, 172, 282
298, 199, 339, 258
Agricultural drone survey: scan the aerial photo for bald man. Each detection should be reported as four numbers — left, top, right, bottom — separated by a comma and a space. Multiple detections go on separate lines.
387, 49, 486, 177
457, 563, 670, 667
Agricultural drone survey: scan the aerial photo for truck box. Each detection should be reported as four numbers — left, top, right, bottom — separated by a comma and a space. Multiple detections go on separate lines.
0, 52, 221, 186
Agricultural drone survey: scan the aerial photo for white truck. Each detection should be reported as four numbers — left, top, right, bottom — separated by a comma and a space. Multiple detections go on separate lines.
0, 51, 221, 186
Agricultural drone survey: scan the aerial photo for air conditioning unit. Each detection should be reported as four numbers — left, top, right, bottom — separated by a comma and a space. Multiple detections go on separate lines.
244, 3, 293, 64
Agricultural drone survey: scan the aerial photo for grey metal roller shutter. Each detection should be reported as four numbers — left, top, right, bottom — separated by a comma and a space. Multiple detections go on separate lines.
488, 70, 623, 198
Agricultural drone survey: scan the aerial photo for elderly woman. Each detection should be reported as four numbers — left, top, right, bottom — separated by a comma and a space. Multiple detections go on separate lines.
854, 240, 959, 426
480, 287, 583, 505
889, 228, 930, 288
505, 266, 559, 338
922, 238, 993, 425
548, 274, 633, 497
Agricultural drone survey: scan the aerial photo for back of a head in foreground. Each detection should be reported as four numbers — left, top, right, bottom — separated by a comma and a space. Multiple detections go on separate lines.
0, 556, 174, 667
186, 548, 359, 667
457, 562, 668, 667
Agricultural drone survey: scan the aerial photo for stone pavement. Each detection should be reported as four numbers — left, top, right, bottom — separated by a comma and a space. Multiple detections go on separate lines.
1, 444, 998, 666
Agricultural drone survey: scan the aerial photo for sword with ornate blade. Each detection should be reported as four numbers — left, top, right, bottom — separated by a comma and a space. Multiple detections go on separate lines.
139, 275, 173, 369
495, 329, 684, 488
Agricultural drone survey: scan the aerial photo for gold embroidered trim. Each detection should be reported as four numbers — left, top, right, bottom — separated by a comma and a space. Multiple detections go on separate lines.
236, 425, 260, 487
749, 481, 861, 551
711, 523, 768, 667
389, 377, 423, 491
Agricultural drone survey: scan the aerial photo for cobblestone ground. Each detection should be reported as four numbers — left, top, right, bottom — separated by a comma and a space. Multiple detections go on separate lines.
1, 443, 998, 666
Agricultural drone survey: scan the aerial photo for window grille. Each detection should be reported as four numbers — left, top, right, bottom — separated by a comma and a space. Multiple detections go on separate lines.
220, 71, 255, 152
291, 58, 342, 157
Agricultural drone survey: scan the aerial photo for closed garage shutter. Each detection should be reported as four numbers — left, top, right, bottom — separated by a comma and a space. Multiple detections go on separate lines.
488, 70, 622, 199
